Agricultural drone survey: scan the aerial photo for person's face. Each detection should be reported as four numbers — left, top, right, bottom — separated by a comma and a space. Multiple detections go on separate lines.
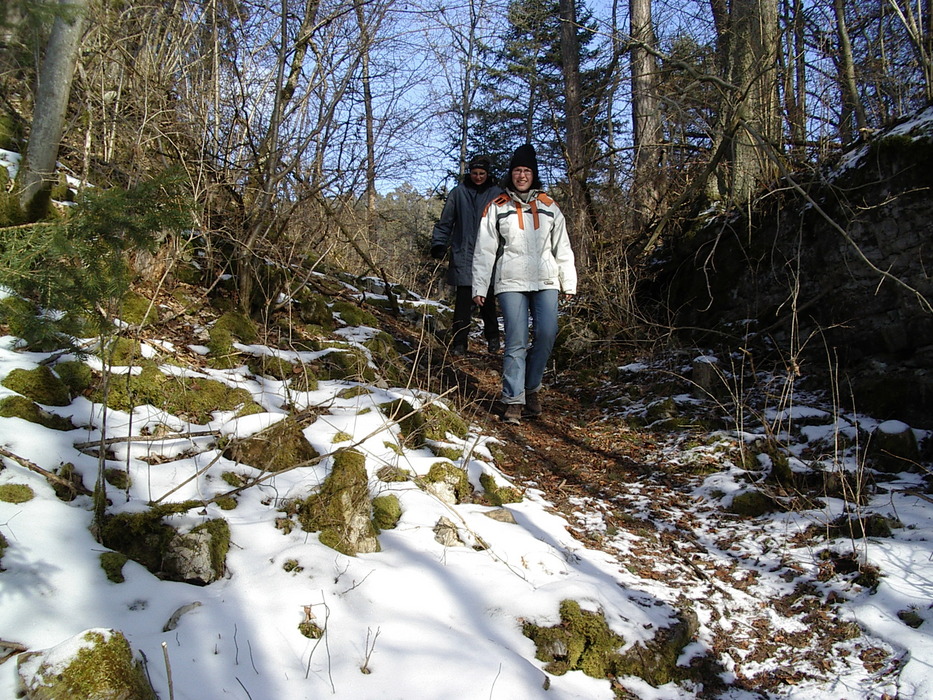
511, 167, 533, 192
469, 168, 488, 185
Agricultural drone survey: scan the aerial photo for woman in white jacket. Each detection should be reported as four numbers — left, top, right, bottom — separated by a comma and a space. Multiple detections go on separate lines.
472, 144, 577, 424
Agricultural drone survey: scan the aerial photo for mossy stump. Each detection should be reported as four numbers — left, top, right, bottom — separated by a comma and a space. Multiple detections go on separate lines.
1, 365, 70, 406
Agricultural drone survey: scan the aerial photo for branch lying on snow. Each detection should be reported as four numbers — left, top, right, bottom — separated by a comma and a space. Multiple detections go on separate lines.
0, 445, 92, 497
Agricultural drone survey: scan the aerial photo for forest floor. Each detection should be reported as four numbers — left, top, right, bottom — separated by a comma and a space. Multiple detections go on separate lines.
440, 339, 905, 698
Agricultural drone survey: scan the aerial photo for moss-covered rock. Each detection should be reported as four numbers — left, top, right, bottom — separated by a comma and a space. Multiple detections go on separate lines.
224, 417, 319, 472
376, 465, 410, 482
120, 291, 160, 326
523, 600, 700, 687
100, 551, 129, 583
0, 483, 35, 503
163, 518, 230, 584
1, 365, 71, 406
523, 600, 626, 677
429, 444, 463, 461
100, 511, 177, 575
288, 448, 380, 556
331, 300, 379, 328
54, 360, 94, 396
0, 395, 75, 430
104, 468, 131, 490
421, 403, 468, 442
247, 354, 298, 380
423, 462, 471, 504
16, 628, 157, 700
92, 364, 262, 423
372, 494, 401, 530
729, 489, 781, 516
869, 421, 921, 472
0, 531, 8, 569
479, 473, 522, 506
207, 311, 260, 368
316, 346, 376, 382
295, 291, 336, 329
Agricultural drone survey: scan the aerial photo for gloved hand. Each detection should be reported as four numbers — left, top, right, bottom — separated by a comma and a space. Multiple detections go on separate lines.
431, 245, 446, 260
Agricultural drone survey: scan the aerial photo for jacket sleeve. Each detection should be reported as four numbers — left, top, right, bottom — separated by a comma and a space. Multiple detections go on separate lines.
471, 202, 500, 298
550, 206, 577, 295
431, 191, 458, 248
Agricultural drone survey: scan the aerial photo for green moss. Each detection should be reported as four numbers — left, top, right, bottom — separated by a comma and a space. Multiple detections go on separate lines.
103, 337, 145, 366
290, 448, 379, 556
424, 462, 471, 503
192, 518, 230, 579
92, 364, 262, 423
100, 551, 129, 583
378, 398, 467, 448
372, 494, 402, 530
523, 600, 626, 678
0, 483, 34, 503
247, 354, 297, 380
100, 511, 176, 574
25, 630, 156, 700
331, 300, 379, 328
333, 431, 352, 443
298, 621, 324, 639
1, 365, 71, 406
215, 495, 238, 510
429, 444, 463, 461
223, 417, 319, 472
120, 291, 160, 326
479, 473, 522, 506
337, 385, 371, 399
0, 395, 75, 430
221, 471, 246, 488
729, 489, 780, 516
317, 346, 376, 382
421, 403, 468, 441
295, 291, 336, 329
376, 465, 410, 482
104, 469, 131, 490
0, 532, 7, 569
54, 361, 94, 396
283, 558, 303, 573
207, 311, 259, 368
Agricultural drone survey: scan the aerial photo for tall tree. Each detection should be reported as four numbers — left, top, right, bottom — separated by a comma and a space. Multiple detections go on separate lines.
559, 0, 593, 263
629, 0, 663, 231
17, 0, 88, 219
833, 0, 867, 142
708, 0, 781, 203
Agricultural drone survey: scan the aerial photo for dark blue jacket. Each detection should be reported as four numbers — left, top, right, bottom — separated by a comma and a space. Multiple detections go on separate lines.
431, 175, 502, 286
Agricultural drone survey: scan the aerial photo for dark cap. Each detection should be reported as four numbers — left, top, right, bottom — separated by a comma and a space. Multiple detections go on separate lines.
508, 144, 538, 176
467, 156, 492, 172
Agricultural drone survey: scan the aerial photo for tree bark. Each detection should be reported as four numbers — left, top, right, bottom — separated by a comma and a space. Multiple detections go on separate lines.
630, 0, 663, 231
833, 0, 866, 142
558, 0, 590, 266
17, 0, 88, 220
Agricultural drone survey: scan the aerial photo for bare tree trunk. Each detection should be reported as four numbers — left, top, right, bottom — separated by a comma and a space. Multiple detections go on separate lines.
630, 0, 663, 232
558, 0, 590, 266
834, 0, 866, 142
17, 0, 88, 220
781, 0, 807, 160
355, 0, 377, 219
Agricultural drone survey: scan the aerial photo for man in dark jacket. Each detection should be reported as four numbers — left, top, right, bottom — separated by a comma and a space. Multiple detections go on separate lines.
431, 156, 503, 355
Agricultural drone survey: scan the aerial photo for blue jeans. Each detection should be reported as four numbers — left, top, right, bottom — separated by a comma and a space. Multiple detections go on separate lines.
496, 289, 559, 404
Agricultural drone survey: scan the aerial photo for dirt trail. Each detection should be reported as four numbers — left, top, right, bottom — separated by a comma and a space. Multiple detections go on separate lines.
442, 344, 899, 698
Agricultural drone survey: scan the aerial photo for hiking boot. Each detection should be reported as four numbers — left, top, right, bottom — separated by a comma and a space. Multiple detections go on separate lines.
487, 337, 500, 354
502, 403, 522, 424
525, 392, 542, 417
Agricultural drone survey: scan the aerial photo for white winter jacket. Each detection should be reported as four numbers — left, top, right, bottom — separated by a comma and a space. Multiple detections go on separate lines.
471, 189, 577, 298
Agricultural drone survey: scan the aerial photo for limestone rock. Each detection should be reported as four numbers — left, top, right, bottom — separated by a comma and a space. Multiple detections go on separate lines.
17, 628, 156, 700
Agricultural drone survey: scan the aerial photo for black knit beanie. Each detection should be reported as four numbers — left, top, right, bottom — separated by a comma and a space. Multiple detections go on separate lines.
508, 144, 538, 176
467, 156, 492, 172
